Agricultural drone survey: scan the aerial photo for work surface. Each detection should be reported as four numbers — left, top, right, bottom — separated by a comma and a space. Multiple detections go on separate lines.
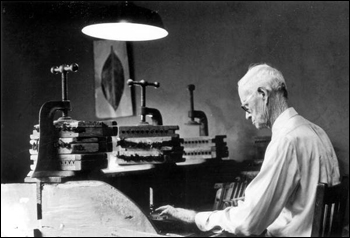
1, 181, 157, 236
1, 181, 214, 237
1, 160, 260, 237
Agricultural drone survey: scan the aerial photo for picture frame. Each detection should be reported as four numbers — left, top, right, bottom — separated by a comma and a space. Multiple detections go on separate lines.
93, 40, 134, 119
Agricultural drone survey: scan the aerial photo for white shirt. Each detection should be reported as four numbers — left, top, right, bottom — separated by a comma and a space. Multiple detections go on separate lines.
194, 107, 340, 237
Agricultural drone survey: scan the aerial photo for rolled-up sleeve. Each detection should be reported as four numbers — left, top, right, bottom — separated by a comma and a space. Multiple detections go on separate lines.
195, 136, 301, 236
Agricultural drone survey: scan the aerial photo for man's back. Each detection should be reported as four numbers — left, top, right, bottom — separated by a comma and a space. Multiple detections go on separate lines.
266, 107, 340, 236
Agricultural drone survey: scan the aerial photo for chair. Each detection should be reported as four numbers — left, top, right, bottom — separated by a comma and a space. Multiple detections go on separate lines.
213, 179, 247, 210
213, 171, 258, 210
311, 176, 349, 237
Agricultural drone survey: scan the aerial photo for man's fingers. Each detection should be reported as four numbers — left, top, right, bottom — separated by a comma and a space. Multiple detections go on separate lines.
155, 205, 170, 211
159, 210, 168, 216
155, 205, 175, 217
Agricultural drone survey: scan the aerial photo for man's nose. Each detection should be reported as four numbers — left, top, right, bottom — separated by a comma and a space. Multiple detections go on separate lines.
245, 112, 251, 120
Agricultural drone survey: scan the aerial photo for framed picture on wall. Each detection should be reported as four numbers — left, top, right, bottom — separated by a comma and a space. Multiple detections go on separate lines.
93, 40, 134, 119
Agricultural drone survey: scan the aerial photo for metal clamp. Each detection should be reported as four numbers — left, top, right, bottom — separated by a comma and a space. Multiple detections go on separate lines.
127, 79, 162, 125
186, 84, 208, 136
50, 63, 78, 119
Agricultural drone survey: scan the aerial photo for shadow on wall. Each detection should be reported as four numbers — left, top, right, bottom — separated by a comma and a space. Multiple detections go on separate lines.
333, 146, 349, 177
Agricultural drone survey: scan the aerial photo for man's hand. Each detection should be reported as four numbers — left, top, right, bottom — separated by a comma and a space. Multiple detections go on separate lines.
155, 205, 197, 224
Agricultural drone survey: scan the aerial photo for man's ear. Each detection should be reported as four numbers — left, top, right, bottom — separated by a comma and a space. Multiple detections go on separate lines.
257, 87, 270, 104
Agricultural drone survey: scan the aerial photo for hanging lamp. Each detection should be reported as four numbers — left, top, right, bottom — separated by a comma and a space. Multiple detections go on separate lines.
82, 1, 168, 41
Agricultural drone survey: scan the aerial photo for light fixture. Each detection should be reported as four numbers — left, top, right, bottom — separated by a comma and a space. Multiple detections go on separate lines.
82, 1, 168, 41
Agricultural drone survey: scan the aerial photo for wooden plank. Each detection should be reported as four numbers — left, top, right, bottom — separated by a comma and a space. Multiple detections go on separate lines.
40, 181, 158, 237
29, 142, 112, 154
181, 136, 228, 159
118, 148, 176, 156
30, 158, 108, 171
25, 171, 76, 179
183, 146, 214, 152
119, 136, 179, 143
53, 120, 118, 128
32, 127, 117, 138
1, 183, 38, 237
34, 120, 118, 129
117, 137, 181, 150
118, 125, 179, 138
30, 153, 107, 161
32, 121, 118, 139
311, 184, 325, 237
181, 135, 227, 147
183, 149, 216, 159
24, 175, 66, 183
30, 136, 110, 143
116, 151, 184, 165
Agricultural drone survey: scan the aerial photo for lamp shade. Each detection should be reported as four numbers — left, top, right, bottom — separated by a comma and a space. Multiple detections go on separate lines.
82, 2, 168, 41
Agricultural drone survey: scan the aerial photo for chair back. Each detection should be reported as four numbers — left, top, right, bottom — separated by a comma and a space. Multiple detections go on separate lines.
213, 175, 253, 210
311, 176, 349, 237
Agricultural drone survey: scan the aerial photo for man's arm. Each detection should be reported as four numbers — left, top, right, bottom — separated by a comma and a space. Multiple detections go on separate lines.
155, 205, 197, 224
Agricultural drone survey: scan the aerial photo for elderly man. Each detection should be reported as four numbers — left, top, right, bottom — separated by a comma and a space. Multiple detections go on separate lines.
156, 63, 340, 237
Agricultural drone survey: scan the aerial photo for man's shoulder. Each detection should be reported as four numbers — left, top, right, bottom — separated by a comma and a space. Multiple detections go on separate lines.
272, 115, 330, 148
283, 114, 323, 136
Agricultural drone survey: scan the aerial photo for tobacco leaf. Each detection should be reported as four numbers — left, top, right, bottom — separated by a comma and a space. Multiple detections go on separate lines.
101, 46, 125, 111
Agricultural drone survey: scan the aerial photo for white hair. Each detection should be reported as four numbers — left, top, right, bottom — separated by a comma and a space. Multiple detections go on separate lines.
238, 63, 288, 98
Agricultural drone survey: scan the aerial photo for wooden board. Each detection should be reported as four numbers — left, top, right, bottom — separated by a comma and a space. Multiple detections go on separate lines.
116, 134, 184, 165
52, 120, 118, 128
29, 153, 108, 171
31, 127, 117, 138
30, 158, 108, 171
34, 120, 118, 129
30, 153, 107, 161
116, 151, 185, 165
32, 120, 118, 138
181, 135, 227, 148
183, 148, 217, 159
181, 135, 229, 160
117, 136, 181, 150
40, 181, 158, 236
29, 136, 111, 143
29, 141, 112, 154
1, 183, 38, 237
1, 181, 161, 237
118, 125, 179, 139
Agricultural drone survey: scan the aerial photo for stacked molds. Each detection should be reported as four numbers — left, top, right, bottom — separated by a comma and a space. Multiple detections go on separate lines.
29, 120, 118, 173
178, 135, 229, 164
116, 125, 185, 164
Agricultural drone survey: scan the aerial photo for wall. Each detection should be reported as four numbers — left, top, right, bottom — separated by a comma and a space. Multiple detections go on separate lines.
1, 1, 348, 187
128, 1, 349, 175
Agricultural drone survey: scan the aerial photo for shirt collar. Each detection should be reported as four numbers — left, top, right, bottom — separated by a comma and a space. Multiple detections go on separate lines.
271, 107, 298, 135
